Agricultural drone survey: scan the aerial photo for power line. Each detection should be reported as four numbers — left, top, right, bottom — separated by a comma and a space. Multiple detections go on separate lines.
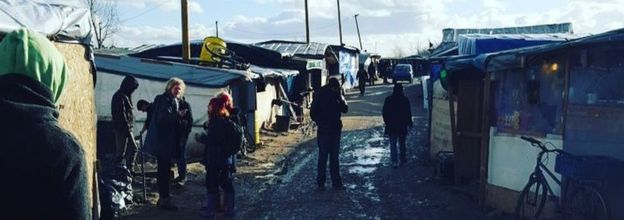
120, 0, 170, 23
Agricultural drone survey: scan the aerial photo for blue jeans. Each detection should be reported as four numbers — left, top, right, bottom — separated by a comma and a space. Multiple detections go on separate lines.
317, 131, 342, 186
388, 134, 407, 164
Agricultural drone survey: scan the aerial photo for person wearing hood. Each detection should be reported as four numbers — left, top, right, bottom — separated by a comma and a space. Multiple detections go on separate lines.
111, 75, 139, 172
0, 29, 90, 219
382, 83, 413, 168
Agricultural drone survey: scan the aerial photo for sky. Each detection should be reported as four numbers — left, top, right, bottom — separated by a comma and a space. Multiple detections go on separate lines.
105, 0, 624, 57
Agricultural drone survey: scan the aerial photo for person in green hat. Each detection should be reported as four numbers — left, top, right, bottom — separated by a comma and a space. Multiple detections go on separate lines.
0, 28, 90, 220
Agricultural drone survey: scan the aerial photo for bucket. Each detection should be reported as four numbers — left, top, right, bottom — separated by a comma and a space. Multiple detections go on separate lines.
275, 115, 290, 132
200, 36, 227, 65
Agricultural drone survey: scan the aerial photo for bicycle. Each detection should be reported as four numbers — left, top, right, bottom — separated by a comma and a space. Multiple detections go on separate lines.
515, 136, 610, 220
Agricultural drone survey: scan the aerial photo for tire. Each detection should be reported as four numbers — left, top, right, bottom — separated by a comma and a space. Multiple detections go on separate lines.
516, 175, 548, 219
563, 181, 610, 220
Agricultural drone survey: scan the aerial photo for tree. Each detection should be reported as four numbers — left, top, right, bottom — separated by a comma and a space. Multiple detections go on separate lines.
391, 45, 405, 58
85, 0, 120, 48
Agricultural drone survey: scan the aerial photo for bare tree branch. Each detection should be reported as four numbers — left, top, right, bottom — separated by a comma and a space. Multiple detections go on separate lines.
85, 0, 120, 48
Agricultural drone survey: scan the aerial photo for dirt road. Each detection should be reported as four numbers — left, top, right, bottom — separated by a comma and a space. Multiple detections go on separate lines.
121, 80, 489, 220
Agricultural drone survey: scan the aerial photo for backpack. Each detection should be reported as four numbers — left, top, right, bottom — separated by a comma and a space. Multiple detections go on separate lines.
225, 118, 244, 157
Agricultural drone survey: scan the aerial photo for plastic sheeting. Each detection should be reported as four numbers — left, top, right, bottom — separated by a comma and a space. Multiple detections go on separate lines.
0, 0, 92, 45
98, 156, 133, 219
476, 28, 624, 72
457, 34, 576, 56
95, 54, 251, 88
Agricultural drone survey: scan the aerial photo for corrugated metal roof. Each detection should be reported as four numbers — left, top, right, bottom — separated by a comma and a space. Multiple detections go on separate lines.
255, 40, 329, 58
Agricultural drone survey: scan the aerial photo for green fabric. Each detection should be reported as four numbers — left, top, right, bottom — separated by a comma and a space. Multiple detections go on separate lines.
0, 28, 68, 103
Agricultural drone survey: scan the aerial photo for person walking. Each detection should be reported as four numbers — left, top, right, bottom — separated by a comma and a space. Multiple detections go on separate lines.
382, 83, 413, 168
144, 77, 187, 211
356, 67, 368, 96
0, 28, 91, 220
173, 96, 193, 185
111, 75, 139, 173
198, 92, 238, 218
310, 78, 348, 191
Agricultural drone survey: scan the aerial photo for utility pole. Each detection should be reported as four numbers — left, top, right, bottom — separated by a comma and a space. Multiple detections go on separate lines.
305, 0, 310, 43
354, 14, 362, 50
216, 20, 219, 37
336, 0, 343, 45
181, 0, 190, 63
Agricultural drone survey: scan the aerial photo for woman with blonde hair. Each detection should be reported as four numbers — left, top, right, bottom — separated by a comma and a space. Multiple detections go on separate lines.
198, 91, 238, 218
144, 77, 188, 211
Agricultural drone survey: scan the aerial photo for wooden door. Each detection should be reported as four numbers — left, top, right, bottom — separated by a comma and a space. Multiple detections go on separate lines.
454, 79, 484, 183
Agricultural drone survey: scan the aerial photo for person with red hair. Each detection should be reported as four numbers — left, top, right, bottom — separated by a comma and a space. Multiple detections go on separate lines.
199, 91, 238, 218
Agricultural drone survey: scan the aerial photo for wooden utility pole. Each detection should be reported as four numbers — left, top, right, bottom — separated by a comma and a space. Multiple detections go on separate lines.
354, 14, 362, 50
181, 0, 190, 63
216, 20, 219, 37
336, 0, 343, 45
305, 0, 310, 43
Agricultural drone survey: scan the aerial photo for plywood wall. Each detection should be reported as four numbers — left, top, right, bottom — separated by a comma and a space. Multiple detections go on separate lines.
430, 80, 455, 159
53, 43, 97, 209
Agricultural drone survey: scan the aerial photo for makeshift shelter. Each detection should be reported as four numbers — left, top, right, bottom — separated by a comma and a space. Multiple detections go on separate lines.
0, 0, 98, 217
95, 54, 253, 161
429, 33, 577, 163
130, 40, 311, 132
476, 28, 624, 217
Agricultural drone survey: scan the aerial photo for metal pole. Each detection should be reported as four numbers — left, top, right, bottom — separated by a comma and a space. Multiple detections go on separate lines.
305, 0, 310, 43
336, 0, 343, 45
354, 14, 362, 50
216, 20, 219, 37
181, 0, 190, 63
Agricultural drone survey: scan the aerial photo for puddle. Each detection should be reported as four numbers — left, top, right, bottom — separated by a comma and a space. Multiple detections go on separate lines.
348, 166, 376, 174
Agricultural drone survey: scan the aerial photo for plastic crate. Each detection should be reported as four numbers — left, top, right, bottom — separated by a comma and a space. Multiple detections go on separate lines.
555, 153, 624, 181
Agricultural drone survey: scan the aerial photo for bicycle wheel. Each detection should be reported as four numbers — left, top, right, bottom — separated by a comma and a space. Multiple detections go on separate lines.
516, 175, 549, 219
563, 181, 610, 220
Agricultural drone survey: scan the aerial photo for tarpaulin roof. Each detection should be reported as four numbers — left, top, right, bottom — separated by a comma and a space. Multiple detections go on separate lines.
431, 23, 573, 58
95, 54, 251, 88
131, 40, 285, 68
476, 28, 624, 72
457, 33, 580, 56
0, 0, 92, 45
128, 40, 305, 77
255, 40, 330, 59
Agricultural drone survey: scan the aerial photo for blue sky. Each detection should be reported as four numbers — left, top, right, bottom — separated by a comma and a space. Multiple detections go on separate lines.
108, 0, 624, 56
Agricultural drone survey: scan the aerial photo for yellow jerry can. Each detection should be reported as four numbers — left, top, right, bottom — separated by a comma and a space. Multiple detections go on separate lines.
200, 36, 227, 65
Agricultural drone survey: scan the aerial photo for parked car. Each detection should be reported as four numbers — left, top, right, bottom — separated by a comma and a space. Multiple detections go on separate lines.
393, 64, 413, 84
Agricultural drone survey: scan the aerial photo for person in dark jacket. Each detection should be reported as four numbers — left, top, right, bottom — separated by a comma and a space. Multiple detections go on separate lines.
173, 96, 193, 184
368, 63, 377, 86
356, 67, 368, 95
0, 28, 90, 220
111, 75, 139, 172
144, 77, 187, 211
382, 83, 413, 168
137, 99, 152, 134
310, 77, 348, 190
198, 92, 238, 218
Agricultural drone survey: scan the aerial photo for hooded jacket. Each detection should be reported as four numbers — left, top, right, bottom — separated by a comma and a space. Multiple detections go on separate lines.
111, 75, 139, 133
0, 29, 67, 103
382, 84, 413, 136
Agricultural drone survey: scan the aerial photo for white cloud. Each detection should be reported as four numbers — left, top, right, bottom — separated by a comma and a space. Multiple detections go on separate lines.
118, 0, 203, 13
112, 0, 624, 57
